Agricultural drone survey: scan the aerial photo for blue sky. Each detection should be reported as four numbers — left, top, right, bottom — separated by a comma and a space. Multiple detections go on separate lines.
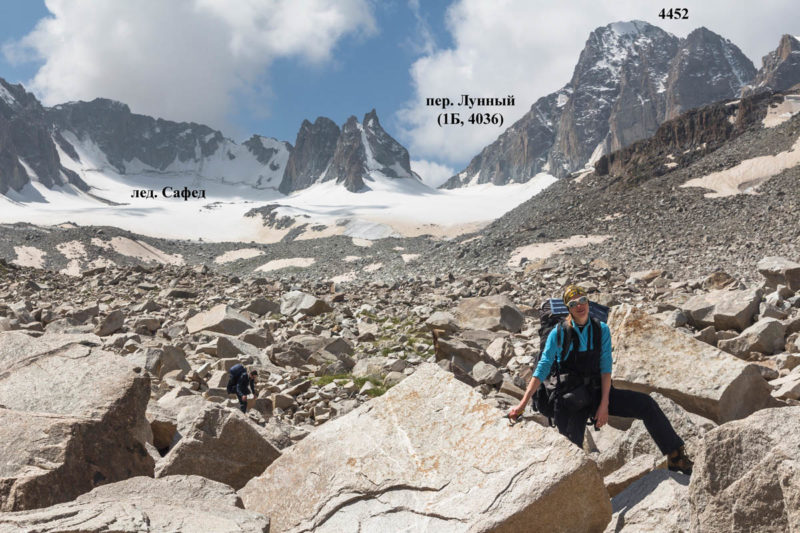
0, 1, 449, 142
1, 1, 797, 186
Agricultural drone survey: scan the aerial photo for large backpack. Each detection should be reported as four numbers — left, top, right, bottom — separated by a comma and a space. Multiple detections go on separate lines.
531, 298, 609, 422
227, 363, 247, 394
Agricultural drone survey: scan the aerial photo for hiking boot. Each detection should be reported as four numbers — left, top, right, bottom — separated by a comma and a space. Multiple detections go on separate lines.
667, 445, 693, 476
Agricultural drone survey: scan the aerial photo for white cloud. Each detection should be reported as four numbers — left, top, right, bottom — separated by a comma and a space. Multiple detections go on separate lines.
6, 0, 375, 133
411, 158, 455, 188
397, 0, 799, 168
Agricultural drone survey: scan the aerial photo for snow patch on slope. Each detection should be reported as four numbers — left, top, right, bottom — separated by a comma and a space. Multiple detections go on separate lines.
681, 134, 800, 197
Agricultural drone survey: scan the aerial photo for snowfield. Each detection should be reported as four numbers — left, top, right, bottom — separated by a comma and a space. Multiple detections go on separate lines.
0, 134, 558, 243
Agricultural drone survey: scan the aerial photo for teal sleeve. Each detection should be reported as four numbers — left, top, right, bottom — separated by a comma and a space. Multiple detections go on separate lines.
533, 327, 561, 381
600, 322, 613, 374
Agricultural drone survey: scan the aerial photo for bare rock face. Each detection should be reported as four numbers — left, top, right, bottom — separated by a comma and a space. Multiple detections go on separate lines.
0, 77, 87, 195
454, 294, 524, 333
445, 22, 754, 186
186, 304, 255, 335
689, 406, 800, 532
749, 34, 800, 94
0, 475, 270, 532
441, 92, 561, 188
663, 27, 756, 120
0, 332, 153, 511
239, 363, 611, 533
607, 305, 775, 423
47, 98, 225, 174
280, 110, 418, 194
155, 403, 281, 490
604, 470, 691, 533
279, 117, 340, 194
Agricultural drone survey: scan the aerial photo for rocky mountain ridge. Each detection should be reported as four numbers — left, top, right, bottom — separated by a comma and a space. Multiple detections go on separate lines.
747, 34, 800, 94
0, 78, 88, 195
0, 79, 418, 198
443, 24, 795, 188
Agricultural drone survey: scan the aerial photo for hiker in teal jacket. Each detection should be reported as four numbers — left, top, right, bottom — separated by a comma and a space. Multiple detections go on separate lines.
509, 285, 693, 475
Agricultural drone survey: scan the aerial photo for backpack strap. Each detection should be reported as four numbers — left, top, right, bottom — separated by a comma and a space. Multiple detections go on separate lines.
589, 317, 602, 352
557, 320, 574, 366
553, 320, 574, 382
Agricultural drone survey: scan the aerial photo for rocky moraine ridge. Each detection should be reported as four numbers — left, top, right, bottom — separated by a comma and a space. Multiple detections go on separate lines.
1, 238, 800, 531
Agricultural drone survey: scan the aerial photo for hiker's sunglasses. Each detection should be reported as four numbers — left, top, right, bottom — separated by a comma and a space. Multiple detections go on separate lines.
567, 296, 588, 308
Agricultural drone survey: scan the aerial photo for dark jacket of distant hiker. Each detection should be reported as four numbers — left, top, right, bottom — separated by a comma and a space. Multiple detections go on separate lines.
228, 363, 256, 412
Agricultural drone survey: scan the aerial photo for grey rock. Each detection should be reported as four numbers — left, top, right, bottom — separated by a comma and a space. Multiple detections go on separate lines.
758, 256, 800, 291
454, 295, 524, 332
444, 22, 754, 186
94, 309, 125, 336
0, 332, 152, 511
689, 406, 800, 532
239, 364, 611, 532
243, 297, 280, 317
155, 403, 280, 490
352, 357, 388, 379
0, 475, 270, 532
425, 311, 460, 334
186, 304, 254, 336
280, 291, 332, 317
682, 288, 761, 331
383, 371, 406, 387
280, 117, 340, 194
717, 317, 786, 357
608, 305, 776, 423
0, 78, 88, 195
471, 360, 503, 385
604, 470, 690, 533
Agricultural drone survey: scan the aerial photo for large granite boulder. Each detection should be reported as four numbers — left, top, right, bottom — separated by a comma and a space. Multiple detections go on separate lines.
689, 406, 800, 532
280, 291, 332, 317
0, 332, 153, 511
607, 305, 776, 423
239, 363, 611, 532
454, 295, 525, 333
604, 470, 691, 533
0, 475, 270, 532
129, 345, 192, 379
717, 317, 787, 356
681, 288, 762, 331
186, 304, 254, 335
758, 256, 800, 291
147, 390, 208, 451
155, 403, 281, 490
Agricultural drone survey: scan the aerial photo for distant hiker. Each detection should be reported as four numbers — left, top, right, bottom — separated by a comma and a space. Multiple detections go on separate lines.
228, 363, 258, 413
509, 285, 693, 475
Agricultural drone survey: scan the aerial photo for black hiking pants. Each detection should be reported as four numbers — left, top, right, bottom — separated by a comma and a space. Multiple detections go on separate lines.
554, 386, 684, 455
237, 394, 247, 413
